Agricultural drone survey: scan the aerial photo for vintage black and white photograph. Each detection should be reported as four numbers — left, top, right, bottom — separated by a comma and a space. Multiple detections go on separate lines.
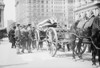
0, 0, 100, 68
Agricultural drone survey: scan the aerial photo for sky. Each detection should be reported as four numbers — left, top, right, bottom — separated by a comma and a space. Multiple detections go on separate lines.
4, 0, 15, 27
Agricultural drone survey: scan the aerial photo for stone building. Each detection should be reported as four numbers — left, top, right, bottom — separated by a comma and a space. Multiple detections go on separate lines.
0, 0, 4, 28
7, 20, 16, 33
67, 0, 74, 28
74, 0, 100, 21
30, 0, 67, 26
15, 0, 28, 25
15, 0, 74, 28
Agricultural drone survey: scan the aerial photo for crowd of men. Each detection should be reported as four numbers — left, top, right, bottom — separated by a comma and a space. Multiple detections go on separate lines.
8, 24, 36, 54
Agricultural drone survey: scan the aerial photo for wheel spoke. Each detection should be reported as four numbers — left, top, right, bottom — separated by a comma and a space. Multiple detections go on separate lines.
47, 28, 58, 57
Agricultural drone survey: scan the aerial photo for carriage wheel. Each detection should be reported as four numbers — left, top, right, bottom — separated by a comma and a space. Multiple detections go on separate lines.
35, 30, 40, 50
80, 43, 87, 54
47, 28, 58, 57
74, 39, 87, 58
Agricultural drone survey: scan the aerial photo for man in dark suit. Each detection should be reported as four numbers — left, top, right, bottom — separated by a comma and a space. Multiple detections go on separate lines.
27, 24, 32, 53
9, 26, 16, 48
15, 24, 21, 54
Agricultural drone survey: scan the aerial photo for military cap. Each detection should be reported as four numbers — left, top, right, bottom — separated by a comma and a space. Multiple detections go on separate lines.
13, 26, 16, 29
28, 24, 31, 26
17, 24, 20, 26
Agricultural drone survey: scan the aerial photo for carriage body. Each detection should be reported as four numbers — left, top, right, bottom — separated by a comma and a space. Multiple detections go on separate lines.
37, 19, 71, 44
36, 17, 94, 57
36, 19, 73, 56
56, 28, 71, 44
36, 19, 57, 42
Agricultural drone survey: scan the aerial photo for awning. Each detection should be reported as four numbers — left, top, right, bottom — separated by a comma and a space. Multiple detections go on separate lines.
77, 19, 87, 28
0, 27, 7, 33
0, 27, 6, 30
84, 17, 95, 29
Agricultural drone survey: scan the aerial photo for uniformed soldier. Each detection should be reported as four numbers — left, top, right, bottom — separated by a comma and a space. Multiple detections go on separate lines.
31, 27, 36, 49
15, 24, 21, 54
27, 24, 32, 53
20, 25, 28, 53
9, 26, 16, 48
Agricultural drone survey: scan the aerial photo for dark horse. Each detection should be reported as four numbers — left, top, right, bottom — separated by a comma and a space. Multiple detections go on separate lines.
70, 15, 97, 60
89, 15, 100, 66
80, 15, 100, 66
71, 15, 100, 66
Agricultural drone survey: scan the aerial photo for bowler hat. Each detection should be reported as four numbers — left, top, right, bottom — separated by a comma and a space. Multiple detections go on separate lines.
28, 24, 31, 26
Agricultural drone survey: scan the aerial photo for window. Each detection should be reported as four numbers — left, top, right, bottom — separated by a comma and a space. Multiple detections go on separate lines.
46, 14, 48, 16
41, 0, 44, 3
38, 5, 39, 8
37, 0, 40, 3
33, 0, 36, 3
86, 0, 94, 3
34, 5, 36, 7
42, 13, 44, 16
68, 0, 73, 3
29, 0, 31, 3
46, 1, 48, 4
95, 8, 99, 16
52, 9, 53, 12
42, 9, 44, 12
46, 9, 48, 12
81, 0, 87, 5
38, 13, 40, 15
46, 5, 48, 8
41, 5, 44, 8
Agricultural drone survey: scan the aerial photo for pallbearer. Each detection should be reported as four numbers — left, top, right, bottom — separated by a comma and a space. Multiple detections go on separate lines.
27, 24, 32, 53
20, 25, 28, 53
15, 24, 21, 54
31, 27, 36, 49
9, 26, 16, 48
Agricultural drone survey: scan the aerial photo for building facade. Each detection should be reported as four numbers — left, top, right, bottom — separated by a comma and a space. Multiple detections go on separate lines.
7, 20, 16, 33
74, 0, 100, 22
0, 0, 4, 28
15, 0, 74, 27
67, 0, 74, 28
15, 0, 29, 25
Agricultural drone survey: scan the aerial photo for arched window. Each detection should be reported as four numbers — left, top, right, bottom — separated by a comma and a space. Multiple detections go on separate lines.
95, 8, 99, 16
75, 13, 79, 21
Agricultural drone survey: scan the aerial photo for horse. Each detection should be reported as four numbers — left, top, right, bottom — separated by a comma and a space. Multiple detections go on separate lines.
89, 15, 100, 66
70, 16, 94, 59
77, 15, 100, 66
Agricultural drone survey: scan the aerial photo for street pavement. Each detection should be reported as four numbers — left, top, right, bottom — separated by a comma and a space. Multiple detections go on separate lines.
0, 38, 97, 68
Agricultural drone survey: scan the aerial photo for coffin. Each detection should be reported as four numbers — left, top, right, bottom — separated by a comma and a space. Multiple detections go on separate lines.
37, 19, 57, 28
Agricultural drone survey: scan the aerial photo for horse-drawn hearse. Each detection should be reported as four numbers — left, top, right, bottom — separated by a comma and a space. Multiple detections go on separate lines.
35, 14, 100, 65
70, 14, 100, 65
35, 19, 57, 51
35, 18, 88, 57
